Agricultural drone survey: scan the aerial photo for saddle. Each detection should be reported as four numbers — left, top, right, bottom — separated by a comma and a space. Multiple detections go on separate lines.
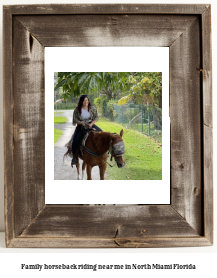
79, 131, 91, 157
80, 126, 98, 157
64, 127, 95, 159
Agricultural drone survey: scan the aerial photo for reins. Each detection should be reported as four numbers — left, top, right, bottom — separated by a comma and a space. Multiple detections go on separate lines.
101, 155, 117, 168
82, 131, 125, 167
82, 144, 116, 168
81, 128, 125, 168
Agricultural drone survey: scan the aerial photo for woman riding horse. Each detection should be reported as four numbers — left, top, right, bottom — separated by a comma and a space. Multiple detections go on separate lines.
71, 95, 102, 165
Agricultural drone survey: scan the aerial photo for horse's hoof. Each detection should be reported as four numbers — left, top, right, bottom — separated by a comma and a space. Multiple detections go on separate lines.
77, 175, 81, 180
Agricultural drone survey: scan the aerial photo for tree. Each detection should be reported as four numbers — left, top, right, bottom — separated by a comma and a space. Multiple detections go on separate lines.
54, 72, 162, 108
54, 72, 63, 105
118, 72, 162, 108
54, 72, 102, 100
98, 72, 128, 99
54, 72, 129, 101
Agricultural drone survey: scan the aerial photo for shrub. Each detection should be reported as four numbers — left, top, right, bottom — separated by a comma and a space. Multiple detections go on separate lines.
105, 99, 118, 121
94, 96, 107, 115
54, 102, 77, 110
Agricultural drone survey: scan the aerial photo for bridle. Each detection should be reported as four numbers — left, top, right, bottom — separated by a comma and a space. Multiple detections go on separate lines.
82, 132, 125, 167
109, 140, 125, 163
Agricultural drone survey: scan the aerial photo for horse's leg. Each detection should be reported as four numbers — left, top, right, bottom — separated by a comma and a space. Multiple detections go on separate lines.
99, 163, 107, 180
86, 164, 92, 180
76, 161, 81, 180
82, 161, 86, 180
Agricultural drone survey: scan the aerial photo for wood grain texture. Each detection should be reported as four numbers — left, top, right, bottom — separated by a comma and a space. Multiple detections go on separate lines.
13, 17, 45, 237
4, 4, 207, 15
170, 17, 202, 234
203, 125, 213, 243
201, 6, 213, 244
8, 237, 212, 248
3, 7, 14, 247
202, 6, 212, 128
3, 4, 213, 248
20, 205, 199, 238
16, 15, 197, 47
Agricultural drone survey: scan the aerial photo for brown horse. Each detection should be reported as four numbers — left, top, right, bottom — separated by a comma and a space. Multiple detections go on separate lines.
76, 129, 125, 180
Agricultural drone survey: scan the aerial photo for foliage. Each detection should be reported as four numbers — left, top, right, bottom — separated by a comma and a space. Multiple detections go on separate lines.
148, 105, 162, 130
104, 99, 118, 121
55, 72, 101, 100
96, 116, 162, 180
94, 97, 103, 110
95, 97, 118, 121
54, 102, 77, 110
54, 72, 163, 117
98, 73, 128, 99
94, 96, 107, 115
54, 72, 129, 101
117, 95, 131, 106
118, 72, 162, 107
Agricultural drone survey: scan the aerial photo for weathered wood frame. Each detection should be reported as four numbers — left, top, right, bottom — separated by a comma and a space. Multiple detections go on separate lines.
3, 4, 212, 248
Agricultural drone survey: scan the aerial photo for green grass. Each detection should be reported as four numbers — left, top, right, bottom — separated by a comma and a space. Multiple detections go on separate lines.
54, 128, 63, 143
54, 114, 66, 143
117, 122, 162, 143
54, 116, 67, 124
97, 116, 162, 180
132, 124, 162, 143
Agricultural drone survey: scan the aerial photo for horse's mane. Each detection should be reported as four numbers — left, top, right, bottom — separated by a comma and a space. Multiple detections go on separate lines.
89, 131, 113, 154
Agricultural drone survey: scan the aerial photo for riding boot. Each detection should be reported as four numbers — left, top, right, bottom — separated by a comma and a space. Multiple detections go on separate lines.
71, 154, 78, 167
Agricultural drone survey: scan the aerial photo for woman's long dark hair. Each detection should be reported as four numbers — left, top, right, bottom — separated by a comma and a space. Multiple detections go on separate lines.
77, 95, 92, 114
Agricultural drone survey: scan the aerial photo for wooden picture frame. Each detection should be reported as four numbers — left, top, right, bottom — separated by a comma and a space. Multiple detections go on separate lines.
3, 4, 213, 248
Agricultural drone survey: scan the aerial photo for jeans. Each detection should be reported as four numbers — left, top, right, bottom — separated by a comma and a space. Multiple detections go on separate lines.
72, 124, 102, 155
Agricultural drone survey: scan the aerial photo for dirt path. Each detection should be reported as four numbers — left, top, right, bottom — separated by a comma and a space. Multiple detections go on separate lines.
54, 110, 101, 180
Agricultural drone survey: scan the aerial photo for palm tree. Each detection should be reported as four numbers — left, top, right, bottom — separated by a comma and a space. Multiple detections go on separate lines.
55, 72, 129, 100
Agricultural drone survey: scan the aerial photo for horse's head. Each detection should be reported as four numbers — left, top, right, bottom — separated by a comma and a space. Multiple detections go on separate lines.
110, 129, 125, 168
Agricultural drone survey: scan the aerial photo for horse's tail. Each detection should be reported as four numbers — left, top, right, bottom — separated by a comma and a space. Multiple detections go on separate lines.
63, 136, 73, 162
64, 141, 73, 157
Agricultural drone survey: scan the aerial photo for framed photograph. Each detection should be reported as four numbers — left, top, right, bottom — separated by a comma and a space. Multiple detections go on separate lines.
3, 4, 213, 247
46, 47, 170, 204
